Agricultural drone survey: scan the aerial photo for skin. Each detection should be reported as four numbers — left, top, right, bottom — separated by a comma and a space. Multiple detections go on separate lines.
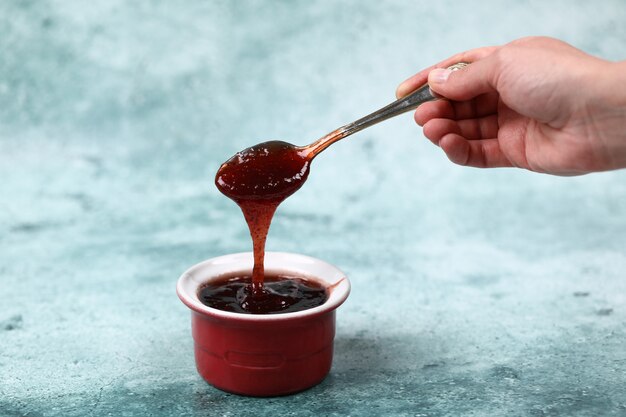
396, 36, 626, 176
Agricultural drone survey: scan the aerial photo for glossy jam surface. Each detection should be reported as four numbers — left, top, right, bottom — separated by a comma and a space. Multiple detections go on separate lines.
215, 141, 310, 203
198, 273, 328, 314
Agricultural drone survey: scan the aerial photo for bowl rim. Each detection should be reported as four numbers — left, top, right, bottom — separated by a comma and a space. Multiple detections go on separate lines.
176, 251, 351, 322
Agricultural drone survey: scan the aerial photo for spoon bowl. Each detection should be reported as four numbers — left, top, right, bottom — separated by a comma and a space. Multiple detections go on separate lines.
215, 140, 310, 203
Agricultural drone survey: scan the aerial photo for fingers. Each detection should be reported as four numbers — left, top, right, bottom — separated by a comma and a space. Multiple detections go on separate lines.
395, 67, 431, 99
433, 45, 500, 71
457, 115, 499, 139
414, 92, 499, 126
399, 45, 511, 169
421, 117, 509, 168
414, 101, 454, 126
423, 116, 499, 142
396, 45, 499, 99
449, 91, 500, 120
428, 53, 500, 101
439, 134, 513, 168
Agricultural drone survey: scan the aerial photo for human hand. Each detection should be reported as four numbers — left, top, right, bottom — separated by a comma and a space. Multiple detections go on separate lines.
396, 36, 626, 175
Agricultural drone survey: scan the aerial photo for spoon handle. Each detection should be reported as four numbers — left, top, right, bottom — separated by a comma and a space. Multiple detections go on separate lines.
304, 62, 468, 158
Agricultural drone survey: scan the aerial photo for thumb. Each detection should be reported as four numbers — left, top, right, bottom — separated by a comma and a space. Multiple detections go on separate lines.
428, 59, 498, 101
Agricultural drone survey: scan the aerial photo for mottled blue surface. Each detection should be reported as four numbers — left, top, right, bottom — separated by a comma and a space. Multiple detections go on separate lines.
1, 1, 626, 416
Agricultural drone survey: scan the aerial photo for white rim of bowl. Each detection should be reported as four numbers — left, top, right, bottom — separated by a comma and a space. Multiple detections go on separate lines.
176, 251, 351, 322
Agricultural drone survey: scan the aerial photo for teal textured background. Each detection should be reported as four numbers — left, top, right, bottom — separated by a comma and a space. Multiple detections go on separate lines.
1, 1, 625, 416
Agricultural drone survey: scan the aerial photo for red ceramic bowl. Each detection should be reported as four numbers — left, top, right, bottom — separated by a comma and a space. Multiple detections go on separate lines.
176, 252, 351, 397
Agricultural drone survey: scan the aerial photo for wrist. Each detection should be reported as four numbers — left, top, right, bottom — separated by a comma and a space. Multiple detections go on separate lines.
598, 61, 626, 169
602, 61, 626, 107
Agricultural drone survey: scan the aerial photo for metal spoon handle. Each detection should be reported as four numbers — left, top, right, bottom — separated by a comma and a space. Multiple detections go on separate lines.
344, 84, 435, 135
304, 62, 468, 158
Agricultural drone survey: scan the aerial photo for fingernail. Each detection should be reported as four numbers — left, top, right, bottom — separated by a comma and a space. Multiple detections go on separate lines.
430, 68, 452, 84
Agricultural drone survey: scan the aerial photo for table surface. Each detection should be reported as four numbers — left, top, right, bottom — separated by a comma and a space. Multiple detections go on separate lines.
1, 1, 625, 416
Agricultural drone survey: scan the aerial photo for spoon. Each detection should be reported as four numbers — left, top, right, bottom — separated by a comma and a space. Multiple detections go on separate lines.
216, 62, 468, 203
